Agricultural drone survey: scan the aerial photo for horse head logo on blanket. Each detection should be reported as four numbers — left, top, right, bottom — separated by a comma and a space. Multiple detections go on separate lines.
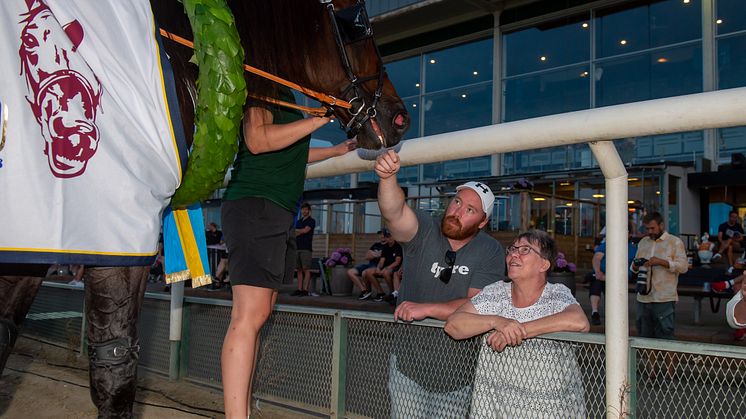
19, 0, 102, 178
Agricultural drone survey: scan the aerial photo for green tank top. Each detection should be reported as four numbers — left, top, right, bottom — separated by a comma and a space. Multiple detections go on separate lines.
222, 92, 310, 212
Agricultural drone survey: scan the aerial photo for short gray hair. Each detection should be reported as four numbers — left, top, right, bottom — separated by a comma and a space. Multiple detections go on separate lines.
514, 230, 557, 270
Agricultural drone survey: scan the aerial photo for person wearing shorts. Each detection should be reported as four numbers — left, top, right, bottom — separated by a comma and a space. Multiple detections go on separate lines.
292, 203, 316, 296
219, 86, 355, 418
348, 230, 386, 299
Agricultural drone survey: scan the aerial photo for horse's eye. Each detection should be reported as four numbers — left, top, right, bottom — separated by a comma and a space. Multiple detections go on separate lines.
21, 31, 38, 49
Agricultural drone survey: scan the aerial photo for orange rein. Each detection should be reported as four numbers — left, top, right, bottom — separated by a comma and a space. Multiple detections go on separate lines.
159, 28, 352, 116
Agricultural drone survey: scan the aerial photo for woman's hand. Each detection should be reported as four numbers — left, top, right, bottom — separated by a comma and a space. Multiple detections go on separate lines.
492, 318, 527, 346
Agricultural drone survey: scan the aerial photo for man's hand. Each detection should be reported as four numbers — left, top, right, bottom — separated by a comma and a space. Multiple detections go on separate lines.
332, 139, 357, 157
595, 271, 606, 281
374, 149, 400, 180
394, 301, 430, 322
647, 256, 668, 268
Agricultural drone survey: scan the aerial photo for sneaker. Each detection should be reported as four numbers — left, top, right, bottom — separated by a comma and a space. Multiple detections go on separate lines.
374, 293, 386, 302
358, 290, 372, 300
591, 312, 601, 326
309, 292, 319, 297
712, 253, 722, 262
727, 266, 734, 275
291, 289, 304, 296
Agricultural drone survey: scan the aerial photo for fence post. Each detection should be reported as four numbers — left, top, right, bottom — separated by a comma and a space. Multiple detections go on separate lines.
628, 344, 637, 418
330, 311, 348, 418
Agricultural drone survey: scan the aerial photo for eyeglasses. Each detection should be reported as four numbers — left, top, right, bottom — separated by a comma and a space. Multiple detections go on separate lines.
440, 250, 457, 284
505, 245, 543, 258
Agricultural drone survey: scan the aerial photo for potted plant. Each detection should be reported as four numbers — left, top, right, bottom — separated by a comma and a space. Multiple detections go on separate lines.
548, 252, 577, 295
324, 247, 353, 296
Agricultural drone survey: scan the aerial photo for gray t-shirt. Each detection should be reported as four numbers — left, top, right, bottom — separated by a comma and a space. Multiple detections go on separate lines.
395, 210, 506, 392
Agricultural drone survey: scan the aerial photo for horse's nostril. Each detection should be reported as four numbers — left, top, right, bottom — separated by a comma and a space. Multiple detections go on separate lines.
393, 113, 406, 128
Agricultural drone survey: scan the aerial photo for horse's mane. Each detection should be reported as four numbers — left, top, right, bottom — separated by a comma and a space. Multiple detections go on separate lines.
230, 0, 334, 105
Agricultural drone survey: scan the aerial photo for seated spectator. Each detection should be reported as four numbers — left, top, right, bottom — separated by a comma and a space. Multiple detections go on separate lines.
383, 266, 403, 306
361, 230, 402, 301
349, 230, 386, 300
713, 211, 744, 274
445, 230, 590, 418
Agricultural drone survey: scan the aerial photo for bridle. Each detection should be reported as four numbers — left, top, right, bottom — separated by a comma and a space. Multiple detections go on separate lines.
321, 0, 387, 145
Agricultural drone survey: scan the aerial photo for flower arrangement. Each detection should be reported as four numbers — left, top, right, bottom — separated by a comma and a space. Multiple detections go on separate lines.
553, 252, 576, 273
325, 247, 353, 268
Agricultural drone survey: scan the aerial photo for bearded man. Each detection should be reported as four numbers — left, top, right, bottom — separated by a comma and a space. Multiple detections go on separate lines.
374, 149, 505, 418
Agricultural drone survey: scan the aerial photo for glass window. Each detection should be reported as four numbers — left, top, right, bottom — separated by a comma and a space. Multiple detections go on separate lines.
385, 56, 421, 98
423, 83, 492, 136
716, 0, 746, 35
718, 33, 746, 89
424, 39, 492, 92
595, 44, 702, 107
422, 156, 491, 182
401, 97, 421, 140
504, 13, 590, 76
504, 65, 590, 122
596, 0, 701, 59
719, 126, 746, 160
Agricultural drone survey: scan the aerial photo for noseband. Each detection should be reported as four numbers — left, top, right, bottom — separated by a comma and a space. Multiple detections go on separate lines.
321, 0, 386, 145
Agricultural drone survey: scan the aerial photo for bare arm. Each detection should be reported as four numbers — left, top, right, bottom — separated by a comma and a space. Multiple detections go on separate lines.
592, 251, 605, 280
308, 139, 357, 163
522, 304, 590, 337
445, 301, 526, 341
243, 107, 329, 154
375, 150, 418, 243
395, 287, 481, 322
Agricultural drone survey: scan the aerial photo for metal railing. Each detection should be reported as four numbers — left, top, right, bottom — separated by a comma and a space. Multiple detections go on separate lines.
23, 283, 746, 418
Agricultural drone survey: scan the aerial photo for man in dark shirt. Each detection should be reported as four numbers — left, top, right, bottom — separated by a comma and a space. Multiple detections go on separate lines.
361, 230, 403, 301
349, 230, 386, 300
714, 210, 744, 274
292, 203, 316, 296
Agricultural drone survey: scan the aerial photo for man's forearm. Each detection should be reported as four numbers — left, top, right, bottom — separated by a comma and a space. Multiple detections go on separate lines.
427, 298, 470, 321
378, 176, 406, 224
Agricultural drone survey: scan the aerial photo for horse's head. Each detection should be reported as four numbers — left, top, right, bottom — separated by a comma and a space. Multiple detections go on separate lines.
19, 0, 102, 178
315, 0, 409, 150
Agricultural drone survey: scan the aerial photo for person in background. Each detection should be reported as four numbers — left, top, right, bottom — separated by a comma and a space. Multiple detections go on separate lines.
292, 203, 316, 297
588, 225, 637, 325
713, 210, 744, 274
349, 230, 385, 300
631, 212, 688, 339
361, 230, 402, 302
726, 277, 746, 340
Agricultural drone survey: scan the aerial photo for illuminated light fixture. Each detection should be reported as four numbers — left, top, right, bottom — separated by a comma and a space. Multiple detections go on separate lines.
429, 59, 436, 64
540, 56, 547, 61
629, 208, 636, 212
592, 194, 605, 198
683, 0, 690, 3
559, 182, 571, 186
657, 57, 668, 63
330, 119, 335, 123
716, 19, 723, 24
412, 103, 417, 108
656, 191, 661, 195
461, 94, 467, 98
533, 197, 546, 201
565, 202, 573, 207
473, 71, 479, 75
580, 71, 589, 77
628, 177, 639, 181
582, 22, 589, 28
628, 200, 635, 204
415, 83, 420, 87
620, 39, 627, 45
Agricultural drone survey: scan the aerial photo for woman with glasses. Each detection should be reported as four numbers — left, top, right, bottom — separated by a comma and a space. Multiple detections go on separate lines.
445, 230, 589, 418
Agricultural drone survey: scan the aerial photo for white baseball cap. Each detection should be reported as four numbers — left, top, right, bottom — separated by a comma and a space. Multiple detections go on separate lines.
456, 181, 494, 217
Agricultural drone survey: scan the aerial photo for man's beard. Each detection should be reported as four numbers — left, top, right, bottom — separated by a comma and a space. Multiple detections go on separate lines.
648, 231, 663, 240
441, 215, 481, 240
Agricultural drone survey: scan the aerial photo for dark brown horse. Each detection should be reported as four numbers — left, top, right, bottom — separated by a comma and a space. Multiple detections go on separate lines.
0, 1, 408, 417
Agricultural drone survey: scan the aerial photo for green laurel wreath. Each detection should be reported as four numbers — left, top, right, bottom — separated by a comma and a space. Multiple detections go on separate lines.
170, 0, 247, 208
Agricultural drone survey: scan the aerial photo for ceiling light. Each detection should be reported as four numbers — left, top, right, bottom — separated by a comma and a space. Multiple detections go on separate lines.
429, 59, 436, 64
559, 182, 571, 186
415, 83, 420, 87
540, 56, 547, 61
461, 94, 467, 98
533, 197, 546, 201
412, 104, 417, 108
716, 19, 723, 24
473, 71, 479, 76
683, 0, 690, 3
656, 191, 661, 195
628, 200, 635, 204
330, 119, 335, 123
580, 71, 589, 77
620, 39, 627, 45
628, 177, 639, 181
582, 23, 588, 28
592, 194, 605, 198
657, 57, 668, 63
565, 202, 573, 207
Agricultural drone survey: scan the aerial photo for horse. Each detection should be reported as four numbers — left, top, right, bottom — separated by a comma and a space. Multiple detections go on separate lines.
0, 0, 409, 417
